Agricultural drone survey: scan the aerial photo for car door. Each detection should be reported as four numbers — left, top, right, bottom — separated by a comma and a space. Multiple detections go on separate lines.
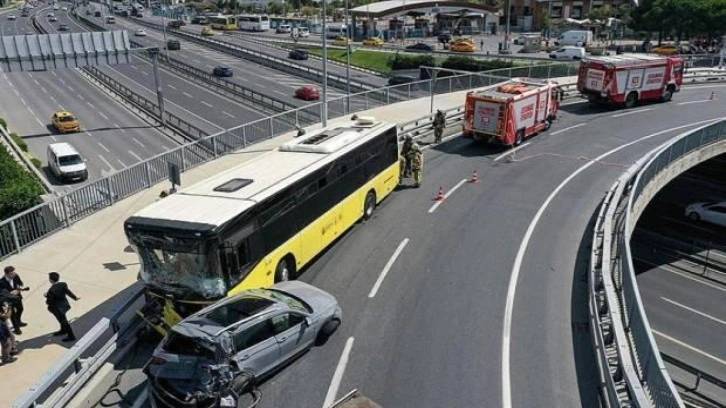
231, 319, 281, 378
705, 205, 726, 227
271, 312, 315, 362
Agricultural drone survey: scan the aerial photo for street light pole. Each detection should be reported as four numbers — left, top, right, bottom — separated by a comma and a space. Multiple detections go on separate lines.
160, 0, 169, 58
504, 0, 511, 51
321, 0, 328, 126
345, 0, 351, 113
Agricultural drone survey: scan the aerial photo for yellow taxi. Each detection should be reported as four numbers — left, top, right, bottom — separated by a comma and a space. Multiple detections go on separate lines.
201, 27, 214, 36
652, 45, 679, 55
451, 39, 475, 52
51, 111, 81, 134
362, 37, 384, 47
332, 36, 351, 46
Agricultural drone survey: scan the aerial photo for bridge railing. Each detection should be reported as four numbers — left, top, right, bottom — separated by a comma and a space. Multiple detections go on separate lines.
591, 118, 726, 407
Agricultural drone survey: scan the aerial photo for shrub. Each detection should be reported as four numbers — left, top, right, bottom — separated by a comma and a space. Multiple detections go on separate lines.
0, 117, 6, 131
0, 143, 44, 220
441, 56, 515, 72
30, 158, 42, 170
389, 53, 435, 70
10, 133, 28, 152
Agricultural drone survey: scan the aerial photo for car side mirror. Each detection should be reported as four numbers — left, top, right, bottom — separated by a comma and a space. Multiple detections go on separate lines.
303, 317, 312, 327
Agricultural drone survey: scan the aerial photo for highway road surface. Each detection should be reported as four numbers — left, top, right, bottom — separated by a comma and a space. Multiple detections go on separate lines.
0, 4, 180, 194
87, 84, 726, 407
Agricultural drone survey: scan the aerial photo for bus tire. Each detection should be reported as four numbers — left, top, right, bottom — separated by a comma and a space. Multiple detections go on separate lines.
363, 190, 376, 220
625, 92, 638, 109
514, 129, 525, 146
274, 256, 296, 282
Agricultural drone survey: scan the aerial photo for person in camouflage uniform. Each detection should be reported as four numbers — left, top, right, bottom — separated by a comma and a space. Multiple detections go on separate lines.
408, 142, 423, 187
433, 110, 446, 144
400, 135, 414, 181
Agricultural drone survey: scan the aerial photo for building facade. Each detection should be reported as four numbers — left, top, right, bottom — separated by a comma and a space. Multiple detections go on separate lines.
508, 0, 633, 32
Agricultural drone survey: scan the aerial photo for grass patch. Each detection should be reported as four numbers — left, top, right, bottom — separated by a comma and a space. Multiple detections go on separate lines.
306, 48, 393, 74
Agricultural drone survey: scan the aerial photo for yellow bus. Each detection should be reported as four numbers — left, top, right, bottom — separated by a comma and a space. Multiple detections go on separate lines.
208, 15, 238, 30
125, 117, 400, 332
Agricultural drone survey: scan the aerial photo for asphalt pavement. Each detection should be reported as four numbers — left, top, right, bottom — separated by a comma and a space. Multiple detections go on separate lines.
632, 155, 726, 405
0, 4, 181, 195
92, 84, 726, 408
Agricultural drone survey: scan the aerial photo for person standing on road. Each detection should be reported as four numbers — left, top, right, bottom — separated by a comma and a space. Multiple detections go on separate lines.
0, 295, 19, 364
408, 142, 424, 188
0, 266, 28, 335
44, 272, 80, 342
433, 109, 446, 144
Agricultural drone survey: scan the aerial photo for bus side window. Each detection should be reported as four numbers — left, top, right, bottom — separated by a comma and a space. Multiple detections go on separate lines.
237, 239, 252, 267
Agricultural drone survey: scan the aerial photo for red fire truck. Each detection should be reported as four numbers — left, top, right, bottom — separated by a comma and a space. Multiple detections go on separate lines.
462, 78, 562, 146
577, 55, 684, 108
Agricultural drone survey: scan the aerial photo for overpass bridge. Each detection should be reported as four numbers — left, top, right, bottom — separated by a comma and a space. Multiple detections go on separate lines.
2, 73, 725, 407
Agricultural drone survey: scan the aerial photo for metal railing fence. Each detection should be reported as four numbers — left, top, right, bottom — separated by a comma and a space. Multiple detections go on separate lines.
590, 118, 726, 407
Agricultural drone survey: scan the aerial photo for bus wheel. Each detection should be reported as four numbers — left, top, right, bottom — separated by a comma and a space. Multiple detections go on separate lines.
514, 130, 525, 146
625, 92, 638, 109
363, 190, 376, 220
275, 256, 296, 282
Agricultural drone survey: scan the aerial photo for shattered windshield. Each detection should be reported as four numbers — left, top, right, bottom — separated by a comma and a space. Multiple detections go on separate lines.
133, 233, 226, 299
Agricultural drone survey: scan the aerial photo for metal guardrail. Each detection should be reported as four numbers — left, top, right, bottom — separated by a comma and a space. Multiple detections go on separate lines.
590, 118, 726, 407
13, 283, 145, 408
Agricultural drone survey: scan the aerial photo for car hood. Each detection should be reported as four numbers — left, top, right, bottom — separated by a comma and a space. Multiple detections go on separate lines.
272, 281, 337, 315
59, 163, 87, 173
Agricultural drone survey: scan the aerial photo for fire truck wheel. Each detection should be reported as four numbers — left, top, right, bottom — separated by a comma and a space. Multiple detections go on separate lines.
543, 119, 552, 131
662, 87, 674, 102
514, 130, 525, 146
625, 92, 638, 109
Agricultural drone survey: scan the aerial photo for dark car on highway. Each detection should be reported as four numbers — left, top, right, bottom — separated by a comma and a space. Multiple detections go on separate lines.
58, 24, 69, 31
405, 42, 434, 52
388, 75, 417, 86
213, 66, 233, 77
288, 48, 309, 60
166, 39, 181, 50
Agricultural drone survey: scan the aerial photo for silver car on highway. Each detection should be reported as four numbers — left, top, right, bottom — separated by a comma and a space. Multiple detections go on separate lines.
685, 201, 726, 227
145, 281, 342, 407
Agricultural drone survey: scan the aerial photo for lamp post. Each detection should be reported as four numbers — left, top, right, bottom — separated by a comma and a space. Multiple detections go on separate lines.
547, 0, 553, 38
160, 0, 169, 58
321, 0, 328, 126
345, 0, 351, 113
504, 0, 511, 51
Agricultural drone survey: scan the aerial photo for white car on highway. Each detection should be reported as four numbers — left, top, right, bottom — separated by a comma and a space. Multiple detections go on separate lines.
134, 28, 146, 36
685, 201, 726, 227
8, 14, 16, 20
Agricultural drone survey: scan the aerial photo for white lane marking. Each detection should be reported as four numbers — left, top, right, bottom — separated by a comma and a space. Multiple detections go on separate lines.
97, 142, 110, 153
206, 64, 214, 69
550, 123, 585, 136
131, 65, 139, 70
20, 98, 27, 106
86, 100, 93, 107
98, 112, 109, 120
183, 91, 193, 98
141, 70, 149, 76
128, 150, 143, 162
192, 59, 201, 64
275, 90, 288, 96
114, 124, 128, 134
32, 78, 39, 86
167, 84, 176, 90
368, 238, 409, 298
494, 142, 530, 162
200, 101, 213, 108
12, 88, 18, 96
633, 257, 726, 294
501, 117, 724, 408
611, 108, 652, 118
652, 329, 726, 366
132, 138, 145, 148
41, 87, 48, 93
98, 155, 115, 171
67, 85, 75, 92
117, 158, 127, 168
222, 111, 235, 118
428, 178, 468, 214
661, 297, 726, 326
677, 100, 712, 105
322, 337, 355, 408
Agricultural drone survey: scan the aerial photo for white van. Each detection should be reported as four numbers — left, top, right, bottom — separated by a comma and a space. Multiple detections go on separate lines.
555, 30, 593, 47
549, 46, 586, 60
276, 24, 291, 34
47, 143, 88, 182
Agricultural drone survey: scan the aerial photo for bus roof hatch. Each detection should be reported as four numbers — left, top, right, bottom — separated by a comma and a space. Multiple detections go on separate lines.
280, 126, 365, 154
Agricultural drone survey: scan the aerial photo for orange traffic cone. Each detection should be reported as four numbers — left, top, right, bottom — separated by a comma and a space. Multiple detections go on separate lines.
434, 186, 445, 201
470, 169, 479, 183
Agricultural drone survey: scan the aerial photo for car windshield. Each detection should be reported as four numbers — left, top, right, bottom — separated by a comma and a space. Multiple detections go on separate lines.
58, 115, 76, 122
266, 289, 311, 313
164, 331, 217, 360
132, 232, 226, 299
58, 154, 83, 165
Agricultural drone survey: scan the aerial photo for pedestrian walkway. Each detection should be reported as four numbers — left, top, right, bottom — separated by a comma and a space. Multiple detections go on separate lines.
1, 76, 578, 406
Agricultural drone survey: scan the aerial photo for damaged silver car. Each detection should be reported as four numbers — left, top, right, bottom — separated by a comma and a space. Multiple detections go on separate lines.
145, 281, 342, 407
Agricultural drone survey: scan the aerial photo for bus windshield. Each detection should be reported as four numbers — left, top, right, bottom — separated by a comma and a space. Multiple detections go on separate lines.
131, 232, 226, 299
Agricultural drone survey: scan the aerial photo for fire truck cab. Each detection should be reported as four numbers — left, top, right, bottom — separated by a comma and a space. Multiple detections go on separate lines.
577, 54, 684, 108
463, 78, 562, 146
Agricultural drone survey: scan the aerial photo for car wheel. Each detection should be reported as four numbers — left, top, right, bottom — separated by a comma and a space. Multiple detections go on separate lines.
688, 212, 701, 221
363, 190, 376, 220
315, 318, 340, 346
274, 256, 295, 282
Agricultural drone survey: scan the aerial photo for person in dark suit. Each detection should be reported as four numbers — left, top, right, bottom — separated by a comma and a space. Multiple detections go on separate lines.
0, 266, 28, 335
44, 272, 80, 342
